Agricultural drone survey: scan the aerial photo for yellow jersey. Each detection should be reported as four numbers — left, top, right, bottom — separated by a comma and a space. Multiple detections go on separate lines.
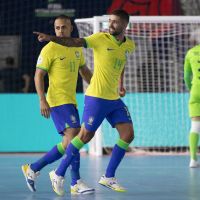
36, 42, 85, 107
84, 32, 135, 100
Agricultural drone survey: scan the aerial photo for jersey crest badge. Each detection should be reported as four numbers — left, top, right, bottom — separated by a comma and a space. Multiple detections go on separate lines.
88, 116, 94, 125
70, 115, 77, 124
75, 51, 80, 58
125, 50, 129, 59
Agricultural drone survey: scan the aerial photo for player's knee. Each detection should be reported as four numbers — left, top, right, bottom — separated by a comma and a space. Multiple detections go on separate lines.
62, 139, 69, 149
127, 129, 134, 143
121, 128, 134, 143
130, 131, 135, 142
126, 124, 134, 142
190, 121, 200, 134
62, 128, 80, 148
78, 128, 95, 143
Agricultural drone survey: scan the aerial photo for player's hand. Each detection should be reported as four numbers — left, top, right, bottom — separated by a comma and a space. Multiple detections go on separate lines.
119, 87, 126, 97
33, 31, 51, 42
40, 99, 51, 118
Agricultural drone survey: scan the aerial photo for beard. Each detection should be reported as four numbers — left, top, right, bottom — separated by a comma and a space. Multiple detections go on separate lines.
109, 27, 122, 36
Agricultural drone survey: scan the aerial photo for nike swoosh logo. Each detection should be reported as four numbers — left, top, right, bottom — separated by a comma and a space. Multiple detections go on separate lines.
60, 57, 66, 60
107, 48, 115, 51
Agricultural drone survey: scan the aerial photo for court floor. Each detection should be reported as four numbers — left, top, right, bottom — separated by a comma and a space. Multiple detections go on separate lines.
0, 154, 199, 200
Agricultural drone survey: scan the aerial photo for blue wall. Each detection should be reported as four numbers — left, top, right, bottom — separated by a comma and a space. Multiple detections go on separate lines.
0, 94, 84, 152
102, 93, 190, 147
0, 93, 190, 152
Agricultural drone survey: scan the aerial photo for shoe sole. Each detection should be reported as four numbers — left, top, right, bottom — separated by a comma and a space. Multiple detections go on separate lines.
190, 165, 200, 168
71, 189, 95, 195
21, 166, 35, 192
98, 181, 126, 192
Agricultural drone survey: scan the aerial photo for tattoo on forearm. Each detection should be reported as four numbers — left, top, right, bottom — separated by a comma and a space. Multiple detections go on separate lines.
51, 36, 84, 47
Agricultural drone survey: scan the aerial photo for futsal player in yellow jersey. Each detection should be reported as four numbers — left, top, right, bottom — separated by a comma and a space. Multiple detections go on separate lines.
34, 10, 135, 195
22, 15, 94, 195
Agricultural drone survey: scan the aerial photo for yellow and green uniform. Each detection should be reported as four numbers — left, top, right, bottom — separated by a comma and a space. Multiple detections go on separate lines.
84, 32, 135, 100
184, 45, 200, 117
29, 43, 86, 180
36, 42, 85, 107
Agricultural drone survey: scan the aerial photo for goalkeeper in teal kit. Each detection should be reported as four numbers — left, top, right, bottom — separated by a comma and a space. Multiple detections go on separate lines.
184, 45, 200, 168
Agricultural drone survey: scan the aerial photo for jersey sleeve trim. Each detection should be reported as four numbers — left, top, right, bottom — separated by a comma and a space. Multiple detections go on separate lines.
79, 63, 86, 68
36, 66, 48, 72
83, 38, 88, 48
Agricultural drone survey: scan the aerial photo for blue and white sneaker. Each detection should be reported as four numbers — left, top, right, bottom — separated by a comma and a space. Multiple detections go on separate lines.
22, 164, 40, 192
70, 179, 95, 195
98, 175, 126, 192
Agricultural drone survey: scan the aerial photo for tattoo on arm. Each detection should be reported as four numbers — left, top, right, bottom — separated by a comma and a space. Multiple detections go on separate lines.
50, 36, 85, 47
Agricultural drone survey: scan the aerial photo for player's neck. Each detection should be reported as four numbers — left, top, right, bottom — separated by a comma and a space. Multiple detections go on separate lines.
114, 34, 125, 42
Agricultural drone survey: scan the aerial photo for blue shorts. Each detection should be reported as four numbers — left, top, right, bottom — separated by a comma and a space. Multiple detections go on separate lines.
51, 104, 80, 135
82, 96, 132, 132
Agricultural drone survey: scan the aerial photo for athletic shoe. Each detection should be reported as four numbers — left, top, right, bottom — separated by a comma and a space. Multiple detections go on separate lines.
71, 179, 95, 195
189, 159, 200, 168
49, 170, 65, 196
98, 175, 126, 192
21, 164, 40, 192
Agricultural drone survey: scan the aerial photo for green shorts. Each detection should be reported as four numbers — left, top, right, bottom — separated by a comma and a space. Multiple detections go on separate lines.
189, 85, 200, 117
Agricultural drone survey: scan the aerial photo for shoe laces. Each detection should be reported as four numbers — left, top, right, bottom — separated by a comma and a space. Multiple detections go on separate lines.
106, 177, 124, 188
59, 179, 65, 189
108, 177, 118, 185
77, 179, 88, 189
55, 176, 65, 189
27, 168, 40, 180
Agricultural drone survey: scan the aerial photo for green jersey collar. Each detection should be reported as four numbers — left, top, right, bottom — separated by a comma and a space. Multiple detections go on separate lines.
110, 34, 126, 46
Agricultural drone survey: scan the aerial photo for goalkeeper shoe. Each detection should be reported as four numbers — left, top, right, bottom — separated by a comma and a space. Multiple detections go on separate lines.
71, 179, 95, 195
98, 175, 126, 192
189, 159, 200, 168
49, 170, 65, 196
21, 164, 40, 192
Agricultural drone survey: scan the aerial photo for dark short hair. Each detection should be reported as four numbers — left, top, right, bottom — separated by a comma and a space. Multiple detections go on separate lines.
111, 9, 129, 23
55, 15, 71, 22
